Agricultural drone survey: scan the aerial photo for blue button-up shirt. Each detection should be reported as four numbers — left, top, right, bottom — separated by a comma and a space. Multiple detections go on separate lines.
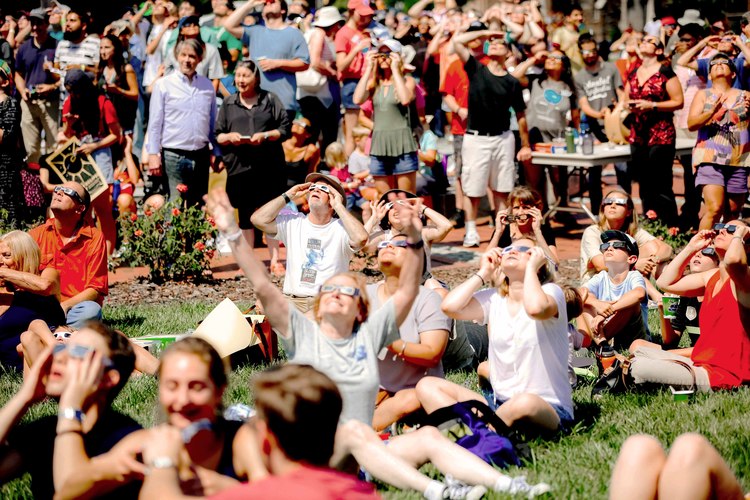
146, 71, 220, 155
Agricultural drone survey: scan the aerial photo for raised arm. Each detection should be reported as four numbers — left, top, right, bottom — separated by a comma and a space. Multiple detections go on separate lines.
224, 0, 262, 40
452, 29, 495, 63
421, 205, 453, 244
523, 248, 558, 319
207, 189, 290, 336
676, 36, 715, 71
250, 183, 310, 236
723, 225, 750, 305
442, 248, 501, 321
352, 51, 377, 105
390, 201, 426, 327
328, 187, 369, 251
655, 231, 713, 297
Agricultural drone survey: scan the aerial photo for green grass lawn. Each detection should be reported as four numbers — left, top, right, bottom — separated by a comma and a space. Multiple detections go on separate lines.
1, 301, 749, 499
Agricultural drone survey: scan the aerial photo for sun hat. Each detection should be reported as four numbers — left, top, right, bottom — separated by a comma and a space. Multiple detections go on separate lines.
678, 9, 706, 27
376, 38, 403, 54
305, 173, 347, 201
312, 6, 344, 28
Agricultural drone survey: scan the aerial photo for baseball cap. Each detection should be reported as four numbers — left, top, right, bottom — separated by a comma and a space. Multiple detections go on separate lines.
347, 0, 374, 16
661, 16, 677, 26
466, 20, 488, 32
601, 230, 639, 258
29, 8, 49, 23
376, 38, 403, 54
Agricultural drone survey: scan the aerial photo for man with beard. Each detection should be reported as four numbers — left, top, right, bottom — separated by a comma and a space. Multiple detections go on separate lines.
250, 173, 368, 313
53, 7, 100, 108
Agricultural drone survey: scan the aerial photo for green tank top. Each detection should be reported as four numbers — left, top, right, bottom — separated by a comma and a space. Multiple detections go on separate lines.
370, 84, 418, 157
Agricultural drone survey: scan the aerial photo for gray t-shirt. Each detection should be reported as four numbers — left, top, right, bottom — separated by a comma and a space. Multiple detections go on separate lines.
367, 283, 450, 393
282, 300, 399, 425
573, 61, 620, 112
526, 77, 577, 135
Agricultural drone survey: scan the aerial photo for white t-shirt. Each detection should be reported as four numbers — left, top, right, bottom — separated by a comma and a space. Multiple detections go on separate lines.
475, 283, 573, 417
367, 283, 450, 392
275, 213, 355, 297
584, 269, 646, 302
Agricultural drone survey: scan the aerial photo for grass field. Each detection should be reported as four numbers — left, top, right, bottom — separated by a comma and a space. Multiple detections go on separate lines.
1, 301, 749, 499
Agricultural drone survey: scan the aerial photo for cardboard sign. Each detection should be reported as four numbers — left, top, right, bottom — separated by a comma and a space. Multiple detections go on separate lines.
46, 137, 109, 199
192, 298, 260, 358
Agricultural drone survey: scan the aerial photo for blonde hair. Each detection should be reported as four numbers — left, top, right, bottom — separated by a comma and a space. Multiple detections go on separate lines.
324, 142, 347, 171
313, 272, 370, 329
497, 237, 554, 296
0, 231, 41, 275
598, 188, 639, 236
352, 126, 370, 139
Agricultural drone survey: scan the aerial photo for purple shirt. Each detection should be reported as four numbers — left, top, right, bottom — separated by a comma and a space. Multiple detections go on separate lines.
15, 36, 57, 88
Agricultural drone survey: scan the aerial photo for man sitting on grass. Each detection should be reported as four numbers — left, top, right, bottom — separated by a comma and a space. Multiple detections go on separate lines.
578, 230, 648, 349
0, 322, 140, 499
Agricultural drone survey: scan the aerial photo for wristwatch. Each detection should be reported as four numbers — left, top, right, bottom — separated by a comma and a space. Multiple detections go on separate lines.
406, 239, 424, 249
59, 408, 85, 424
281, 192, 292, 203
263, 132, 270, 141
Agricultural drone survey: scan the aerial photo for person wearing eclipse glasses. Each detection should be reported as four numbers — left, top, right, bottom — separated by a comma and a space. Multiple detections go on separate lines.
250, 173, 368, 313
628, 223, 750, 392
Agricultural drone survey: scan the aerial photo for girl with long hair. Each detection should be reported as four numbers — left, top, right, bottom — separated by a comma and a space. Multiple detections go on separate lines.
97, 34, 139, 134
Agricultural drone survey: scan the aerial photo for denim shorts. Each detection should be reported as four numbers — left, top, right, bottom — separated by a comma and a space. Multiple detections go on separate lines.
369, 151, 419, 176
695, 164, 749, 194
341, 79, 360, 110
480, 386, 574, 431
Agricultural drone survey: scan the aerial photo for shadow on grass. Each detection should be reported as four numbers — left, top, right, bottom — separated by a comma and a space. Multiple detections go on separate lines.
107, 313, 147, 332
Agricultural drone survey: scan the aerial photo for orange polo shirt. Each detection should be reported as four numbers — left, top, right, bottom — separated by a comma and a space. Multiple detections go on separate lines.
29, 219, 108, 304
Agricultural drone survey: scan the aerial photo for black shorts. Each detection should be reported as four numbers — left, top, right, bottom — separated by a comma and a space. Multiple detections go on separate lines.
226, 170, 285, 229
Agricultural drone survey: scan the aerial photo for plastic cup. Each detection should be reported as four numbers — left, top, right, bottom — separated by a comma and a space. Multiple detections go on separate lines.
670, 386, 694, 402
662, 296, 680, 319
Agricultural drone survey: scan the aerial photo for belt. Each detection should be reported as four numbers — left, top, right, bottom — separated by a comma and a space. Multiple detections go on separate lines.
465, 129, 508, 137
163, 146, 210, 157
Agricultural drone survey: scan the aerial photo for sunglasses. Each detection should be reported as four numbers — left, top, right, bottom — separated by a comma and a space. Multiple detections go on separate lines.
701, 247, 717, 256
50, 325, 76, 340
308, 183, 331, 194
505, 213, 531, 223
710, 59, 732, 67
487, 36, 506, 44
713, 223, 738, 234
319, 284, 360, 297
548, 54, 565, 60
501, 245, 531, 255
54, 185, 86, 206
385, 200, 410, 210
377, 239, 409, 249
600, 241, 630, 252
53, 343, 114, 368
601, 198, 629, 207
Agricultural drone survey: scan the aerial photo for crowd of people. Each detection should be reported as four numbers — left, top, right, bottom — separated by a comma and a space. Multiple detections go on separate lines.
1, 0, 750, 498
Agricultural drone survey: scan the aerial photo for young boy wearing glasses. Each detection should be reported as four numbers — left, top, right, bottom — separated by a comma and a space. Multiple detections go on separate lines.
578, 229, 649, 349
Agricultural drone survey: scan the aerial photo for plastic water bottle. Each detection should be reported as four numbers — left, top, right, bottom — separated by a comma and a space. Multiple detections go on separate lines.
565, 127, 576, 154
582, 129, 594, 155
112, 179, 121, 208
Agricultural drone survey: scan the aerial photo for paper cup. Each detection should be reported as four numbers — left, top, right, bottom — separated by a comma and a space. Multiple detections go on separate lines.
670, 385, 694, 402
662, 296, 680, 319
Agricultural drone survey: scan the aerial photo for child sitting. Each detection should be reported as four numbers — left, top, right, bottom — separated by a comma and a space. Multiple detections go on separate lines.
578, 230, 648, 349
324, 142, 373, 220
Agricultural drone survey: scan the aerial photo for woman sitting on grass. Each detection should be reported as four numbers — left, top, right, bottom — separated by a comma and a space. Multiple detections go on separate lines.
0, 231, 64, 371
417, 239, 574, 435
55, 337, 246, 498
206, 188, 550, 499
627, 223, 750, 391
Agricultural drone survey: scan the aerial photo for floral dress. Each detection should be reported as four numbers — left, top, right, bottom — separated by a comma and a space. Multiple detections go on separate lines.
0, 96, 24, 223
626, 64, 677, 147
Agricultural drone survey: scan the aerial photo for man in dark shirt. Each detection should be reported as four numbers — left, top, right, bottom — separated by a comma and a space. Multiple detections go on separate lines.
452, 28, 531, 247
14, 9, 59, 167
0, 322, 140, 499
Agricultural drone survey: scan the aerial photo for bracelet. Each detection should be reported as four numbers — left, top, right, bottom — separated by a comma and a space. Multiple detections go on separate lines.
733, 235, 745, 242
222, 229, 243, 242
473, 273, 486, 286
281, 192, 292, 204
147, 457, 177, 470
59, 407, 85, 424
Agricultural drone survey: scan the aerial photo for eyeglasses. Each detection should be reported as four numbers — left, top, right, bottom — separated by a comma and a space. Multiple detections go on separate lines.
53, 343, 114, 368
319, 284, 360, 297
713, 223, 738, 234
50, 325, 76, 340
501, 245, 531, 254
385, 200, 410, 210
701, 247, 717, 256
377, 240, 409, 249
308, 183, 331, 194
54, 185, 86, 206
600, 241, 630, 252
601, 198, 629, 207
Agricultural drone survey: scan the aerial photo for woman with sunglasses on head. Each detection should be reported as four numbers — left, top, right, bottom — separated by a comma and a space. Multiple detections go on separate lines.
487, 185, 559, 265
687, 53, 750, 230
417, 239, 574, 435
0, 231, 64, 371
513, 49, 580, 217
622, 34, 684, 227
353, 39, 419, 195
56, 337, 244, 498
627, 222, 750, 391
216, 58, 291, 253
580, 188, 673, 283
207, 189, 546, 499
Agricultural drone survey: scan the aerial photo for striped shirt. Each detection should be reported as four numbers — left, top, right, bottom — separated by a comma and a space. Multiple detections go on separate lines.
54, 35, 100, 70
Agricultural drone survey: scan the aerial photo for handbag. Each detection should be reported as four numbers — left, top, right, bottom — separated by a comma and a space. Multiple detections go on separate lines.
296, 31, 328, 92
592, 355, 633, 397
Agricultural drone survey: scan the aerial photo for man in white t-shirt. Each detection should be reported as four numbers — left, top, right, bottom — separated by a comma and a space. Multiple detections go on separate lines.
251, 173, 369, 312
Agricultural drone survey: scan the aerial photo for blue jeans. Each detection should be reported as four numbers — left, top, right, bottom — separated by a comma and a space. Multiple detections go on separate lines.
161, 147, 210, 206
66, 301, 103, 329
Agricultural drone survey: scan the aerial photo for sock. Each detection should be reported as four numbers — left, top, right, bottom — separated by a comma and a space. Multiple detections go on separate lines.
466, 220, 477, 234
423, 480, 446, 500
493, 476, 513, 492
455, 208, 464, 215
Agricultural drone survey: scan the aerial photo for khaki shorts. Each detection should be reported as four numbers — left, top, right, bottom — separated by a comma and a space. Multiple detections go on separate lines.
460, 131, 516, 197
284, 294, 316, 314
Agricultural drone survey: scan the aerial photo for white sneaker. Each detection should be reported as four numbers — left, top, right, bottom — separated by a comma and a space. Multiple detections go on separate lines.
507, 476, 552, 498
444, 475, 487, 500
463, 232, 481, 248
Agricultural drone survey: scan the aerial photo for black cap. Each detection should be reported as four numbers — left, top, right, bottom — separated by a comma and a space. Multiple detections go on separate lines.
466, 21, 488, 32
601, 230, 639, 258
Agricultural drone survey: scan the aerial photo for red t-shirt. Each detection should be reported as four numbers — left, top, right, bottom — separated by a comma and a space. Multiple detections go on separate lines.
29, 219, 108, 304
334, 25, 370, 81
692, 271, 750, 388
210, 465, 381, 500
62, 94, 120, 139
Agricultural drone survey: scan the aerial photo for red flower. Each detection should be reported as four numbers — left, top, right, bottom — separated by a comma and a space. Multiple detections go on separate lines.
645, 210, 658, 220
144, 209, 153, 216
130, 213, 138, 222
172, 208, 181, 217
194, 241, 206, 251
206, 216, 216, 227
134, 229, 144, 237
176, 183, 189, 194
668, 227, 679, 237
206, 250, 215, 259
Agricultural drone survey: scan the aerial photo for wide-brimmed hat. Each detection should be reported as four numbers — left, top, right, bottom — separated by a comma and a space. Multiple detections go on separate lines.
312, 6, 344, 28
378, 189, 418, 230
601, 230, 639, 258
678, 9, 706, 27
305, 173, 346, 201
